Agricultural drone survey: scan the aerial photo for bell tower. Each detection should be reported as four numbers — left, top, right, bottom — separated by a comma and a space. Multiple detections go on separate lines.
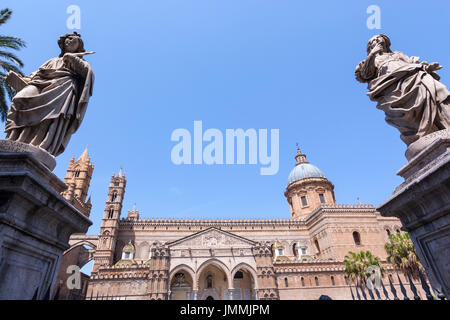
92, 168, 127, 272
62, 146, 94, 217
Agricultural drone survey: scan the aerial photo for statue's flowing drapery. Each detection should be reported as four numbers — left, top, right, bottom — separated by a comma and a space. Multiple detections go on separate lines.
5, 55, 94, 156
358, 52, 450, 145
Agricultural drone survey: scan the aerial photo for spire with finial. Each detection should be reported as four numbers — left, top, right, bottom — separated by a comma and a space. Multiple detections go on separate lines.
118, 166, 123, 177
78, 145, 90, 162
295, 144, 308, 166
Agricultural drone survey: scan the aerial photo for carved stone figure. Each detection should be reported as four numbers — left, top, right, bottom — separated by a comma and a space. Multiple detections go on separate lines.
355, 34, 450, 159
3, 32, 94, 157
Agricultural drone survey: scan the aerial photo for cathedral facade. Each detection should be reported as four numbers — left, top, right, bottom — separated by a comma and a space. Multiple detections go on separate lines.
56, 147, 421, 300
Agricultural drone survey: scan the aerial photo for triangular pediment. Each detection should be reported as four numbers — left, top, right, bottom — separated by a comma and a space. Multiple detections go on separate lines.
167, 227, 256, 248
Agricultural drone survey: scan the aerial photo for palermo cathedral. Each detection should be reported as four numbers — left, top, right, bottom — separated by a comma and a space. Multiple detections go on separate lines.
53, 146, 422, 300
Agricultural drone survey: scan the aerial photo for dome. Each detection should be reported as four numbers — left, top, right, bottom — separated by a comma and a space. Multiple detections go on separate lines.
287, 147, 326, 185
288, 163, 326, 185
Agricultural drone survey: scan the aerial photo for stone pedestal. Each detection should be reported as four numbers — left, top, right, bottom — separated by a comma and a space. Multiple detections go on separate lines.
0, 150, 91, 300
378, 136, 450, 299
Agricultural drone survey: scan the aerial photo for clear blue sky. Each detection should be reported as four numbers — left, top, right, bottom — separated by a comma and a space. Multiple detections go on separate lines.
2, 0, 450, 236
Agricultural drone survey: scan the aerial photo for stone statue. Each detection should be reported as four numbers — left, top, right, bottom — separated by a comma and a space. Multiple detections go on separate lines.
355, 34, 450, 159
3, 31, 94, 158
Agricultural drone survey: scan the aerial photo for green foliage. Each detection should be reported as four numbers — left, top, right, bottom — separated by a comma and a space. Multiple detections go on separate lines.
344, 250, 384, 287
385, 231, 423, 280
0, 8, 26, 121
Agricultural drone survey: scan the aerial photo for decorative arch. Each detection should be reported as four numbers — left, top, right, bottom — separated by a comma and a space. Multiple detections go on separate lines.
169, 264, 197, 289
196, 258, 232, 289
230, 263, 259, 289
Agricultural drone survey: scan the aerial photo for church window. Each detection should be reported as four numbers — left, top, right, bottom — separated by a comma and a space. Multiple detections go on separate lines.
319, 193, 325, 204
301, 248, 307, 255
124, 252, 130, 259
111, 191, 118, 202
353, 231, 361, 245
73, 170, 80, 178
284, 278, 288, 287
331, 276, 335, 286
278, 248, 283, 256
206, 275, 212, 289
396, 228, 401, 233
234, 271, 243, 279
386, 229, 391, 236
315, 277, 319, 286
108, 207, 114, 219
301, 196, 308, 206
301, 277, 305, 287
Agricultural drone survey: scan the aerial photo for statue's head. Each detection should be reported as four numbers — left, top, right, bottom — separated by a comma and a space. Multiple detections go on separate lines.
58, 31, 85, 57
366, 34, 392, 55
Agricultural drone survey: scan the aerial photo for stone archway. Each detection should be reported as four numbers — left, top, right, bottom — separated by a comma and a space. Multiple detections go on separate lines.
231, 263, 258, 300
169, 268, 194, 300
196, 260, 231, 300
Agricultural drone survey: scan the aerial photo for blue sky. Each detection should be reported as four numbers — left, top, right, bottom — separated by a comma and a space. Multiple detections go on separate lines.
2, 0, 450, 237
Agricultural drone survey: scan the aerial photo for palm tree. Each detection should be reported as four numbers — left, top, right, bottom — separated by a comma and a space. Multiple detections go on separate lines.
385, 231, 423, 280
0, 8, 26, 121
344, 250, 384, 287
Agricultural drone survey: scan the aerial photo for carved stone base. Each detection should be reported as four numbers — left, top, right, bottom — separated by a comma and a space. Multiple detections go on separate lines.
0, 140, 56, 171
378, 137, 450, 299
0, 152, 91, 299
405, 129, 450, 161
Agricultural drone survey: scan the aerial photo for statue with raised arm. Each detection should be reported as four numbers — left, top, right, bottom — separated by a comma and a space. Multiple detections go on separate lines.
355, 34, 450, 160
3, 31, 94, 158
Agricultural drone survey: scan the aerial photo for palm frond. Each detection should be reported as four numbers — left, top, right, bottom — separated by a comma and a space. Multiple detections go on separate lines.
0, 36, 27, 50
0, 8, 12, 25
0, 50, 24, 67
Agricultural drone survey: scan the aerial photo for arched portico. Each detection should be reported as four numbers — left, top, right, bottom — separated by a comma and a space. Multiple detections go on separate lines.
230, 263, 258, 300
196, 259, 232, 300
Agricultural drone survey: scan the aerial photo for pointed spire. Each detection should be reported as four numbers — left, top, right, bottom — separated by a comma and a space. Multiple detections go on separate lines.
132, 203, 136, 212
78, 145, 90, 162
118, 166, 123, 177
295, 145, 308, 166
87, 195, 92, 205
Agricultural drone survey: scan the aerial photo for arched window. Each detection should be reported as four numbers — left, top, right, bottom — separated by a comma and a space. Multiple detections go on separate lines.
353, 231, 361, 245
111, 191, 118, 202
315, 277, 319, 286
73, 170, 80, 178
301, 277, 305, 287
396, 228, 401, 233
108, 207, 114, 219
234, 271, 243, 279
284, 278, 288, 287
331, 276, 335, 286
206, 275, 213, 289
386, 229, 391, 236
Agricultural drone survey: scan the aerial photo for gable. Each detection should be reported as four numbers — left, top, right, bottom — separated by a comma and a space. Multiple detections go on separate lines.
167, 227, 256, 249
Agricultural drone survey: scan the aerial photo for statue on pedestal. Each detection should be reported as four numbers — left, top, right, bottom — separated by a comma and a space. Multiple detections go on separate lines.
355, 34, 450, 159
3, 31, 94, 158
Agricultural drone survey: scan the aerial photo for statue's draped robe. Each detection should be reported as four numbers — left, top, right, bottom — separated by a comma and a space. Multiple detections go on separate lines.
5, 55, 94, 156
357, 51, 450, 145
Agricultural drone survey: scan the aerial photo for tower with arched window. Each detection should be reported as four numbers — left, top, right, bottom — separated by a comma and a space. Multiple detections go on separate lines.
92, 168, 127, 272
